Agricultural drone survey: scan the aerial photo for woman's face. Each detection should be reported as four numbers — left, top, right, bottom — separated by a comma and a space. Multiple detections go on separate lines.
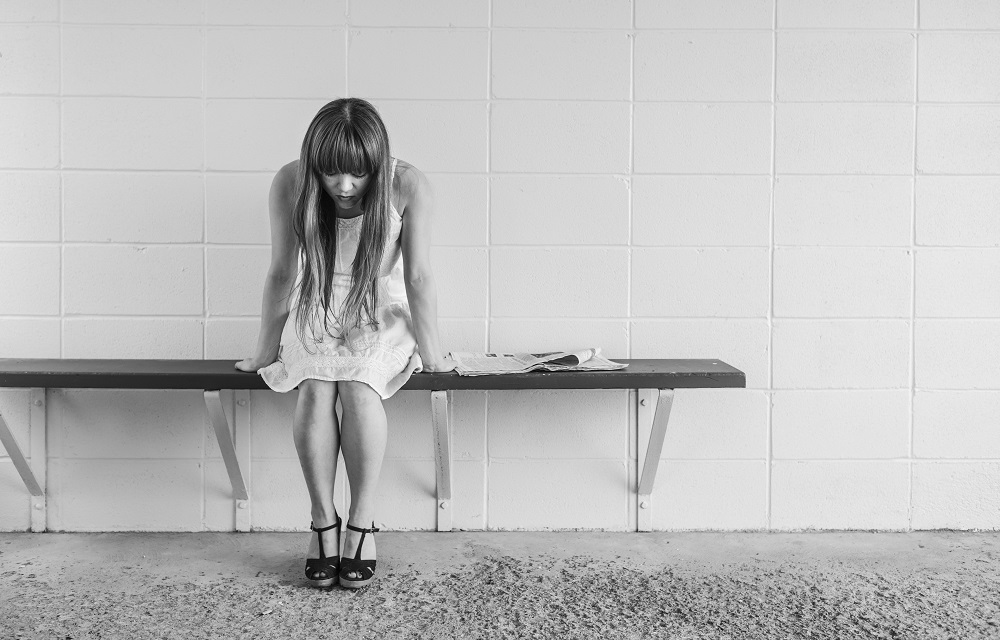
319, 172, 371, 210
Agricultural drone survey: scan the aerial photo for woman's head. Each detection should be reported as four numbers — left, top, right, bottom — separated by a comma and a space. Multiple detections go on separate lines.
291, 98, 394, 346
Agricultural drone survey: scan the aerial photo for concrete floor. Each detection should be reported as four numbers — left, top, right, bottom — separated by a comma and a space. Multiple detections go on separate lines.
3, 531, 1000, 639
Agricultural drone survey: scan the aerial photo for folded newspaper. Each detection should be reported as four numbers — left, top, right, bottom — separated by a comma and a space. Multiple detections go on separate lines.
449, 348, 627, 376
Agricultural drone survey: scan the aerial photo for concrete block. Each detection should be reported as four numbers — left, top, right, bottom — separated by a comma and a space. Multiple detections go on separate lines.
773, 320, 911, 389
427, 174, 487, 246
493, 31, 629, 100
375, 101, 487, 173
453, 459, 486, 530
631, 319, 770, 390
778, 0, 914, 28
634, 103, 772, 174
438, 319, 487, 353
250, 390, 300, 459
0, 319, 60, 357
920, 0, 1000, 29
48, 458, 204, 531
431, 247, 488, 317
206, 173, 273, 245
492, 248, 628, 317
351, 0, 487, 26
491, 102, 629, 173
917, 106, 1000, 175
635, 31, 772, 102
206, 318, 261, 359
0, 245, 59, 315
915, 321, 1000, 390
63, 98, 203, 170
0, 0, 57, 21
917, 249, 1000, 317
375, 458, 436, 530
494, 0, 631, 28
206, 99, 325, 171
0, 172, 59, 241
775, 176, 912, 246
490, 319, 629, 359
489, 459, 629, 530
50, 389, 207, 459
63, 245, 204, 315
452, 391, 487, 460
63, 172, 204, 243
632, 176, 771, 247
777, 32, 914, 102
920, 34, 1000, 103
774, 248, 912, 318
914, 391, 1000, 459
0, 98, 59, 168
249, 458, 310, 530
488, 390, 628, 459
62, 26, 201, 97
772, 390, 910, 459
62, 0, 203, 24
637, 0, 773, 28
63, 318, 204, 359
207, 247, 271, 316
776, 104, 914, 175
770, 461, 910, 530
0, 461, 30, 531
207, 28, 343, 98
491, 176, 629, 245
916, 177, 1000, 247
384, 391, 435, 459
0, 389, 31, 453
350, 30, 486, 100
632, 248, 770, 318
652, 389, 768, 460
652, 460, 767, 531
912, 462, 1000, 529
207, 0, 345, 25
0, 26, 58, 94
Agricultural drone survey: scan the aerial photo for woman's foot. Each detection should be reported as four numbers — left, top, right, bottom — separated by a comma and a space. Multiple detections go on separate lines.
339, 521, 379, 588
305, 515, 341, 587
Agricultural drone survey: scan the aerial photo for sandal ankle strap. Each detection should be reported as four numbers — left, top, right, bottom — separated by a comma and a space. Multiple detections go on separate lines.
345, 521, 379, 534
310, 515, 342, 533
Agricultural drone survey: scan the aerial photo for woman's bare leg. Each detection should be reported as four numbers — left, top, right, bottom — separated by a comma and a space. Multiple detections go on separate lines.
292, 379, 341, 563
337, 380, 387, 577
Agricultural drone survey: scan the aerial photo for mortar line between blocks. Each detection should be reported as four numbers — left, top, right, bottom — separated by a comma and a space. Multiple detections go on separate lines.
485, 0, 493, 531
58, 4, 64, 358
626, 1, 635, 359
201, 10, 208, 359
344, 0, 350, 96
909, 7, 919, 530
765, 2, 778, 531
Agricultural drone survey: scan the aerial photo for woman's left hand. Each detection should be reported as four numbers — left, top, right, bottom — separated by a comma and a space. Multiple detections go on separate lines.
422, 354, 457, 373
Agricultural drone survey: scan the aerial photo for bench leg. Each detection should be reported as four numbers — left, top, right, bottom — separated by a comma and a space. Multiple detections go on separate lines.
0, 388, 47, 531
204, 391, 250, 530
637, 388, 674, 532
431, 390, 453, 532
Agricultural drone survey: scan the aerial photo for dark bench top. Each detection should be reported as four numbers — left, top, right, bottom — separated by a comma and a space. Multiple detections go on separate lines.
0, 359, 745, 391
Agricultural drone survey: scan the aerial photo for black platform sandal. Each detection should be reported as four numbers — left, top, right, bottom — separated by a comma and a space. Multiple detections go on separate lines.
305, 515, 341, 588
338, 521, 380, 589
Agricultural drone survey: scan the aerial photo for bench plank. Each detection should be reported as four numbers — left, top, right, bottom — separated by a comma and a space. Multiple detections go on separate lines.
0, 358, 745, 390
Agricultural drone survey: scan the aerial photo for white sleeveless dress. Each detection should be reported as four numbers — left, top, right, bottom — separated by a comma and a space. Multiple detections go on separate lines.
258, 158, 422, 399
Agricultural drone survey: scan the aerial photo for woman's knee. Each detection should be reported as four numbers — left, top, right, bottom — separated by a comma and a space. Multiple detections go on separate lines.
297, 379, 337, 407
338, 381, 382, 413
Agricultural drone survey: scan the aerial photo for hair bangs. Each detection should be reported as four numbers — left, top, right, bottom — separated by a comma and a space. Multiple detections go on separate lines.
310, 124, 373, 177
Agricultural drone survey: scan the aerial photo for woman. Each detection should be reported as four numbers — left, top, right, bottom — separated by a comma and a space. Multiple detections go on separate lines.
236, 98, 455, 589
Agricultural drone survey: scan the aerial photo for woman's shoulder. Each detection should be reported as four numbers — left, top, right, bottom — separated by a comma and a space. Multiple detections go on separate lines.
392, 158, 428, 213
272, 160, 299, 201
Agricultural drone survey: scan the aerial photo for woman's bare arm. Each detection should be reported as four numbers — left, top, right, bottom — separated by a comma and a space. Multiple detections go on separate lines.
236, 162, 300, 371
399, 163, 455, 372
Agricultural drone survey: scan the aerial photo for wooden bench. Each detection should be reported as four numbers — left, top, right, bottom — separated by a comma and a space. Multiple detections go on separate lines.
0, 358, 745, 533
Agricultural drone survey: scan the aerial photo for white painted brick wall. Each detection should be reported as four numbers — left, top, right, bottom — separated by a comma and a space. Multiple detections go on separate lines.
2, 0, 999, 533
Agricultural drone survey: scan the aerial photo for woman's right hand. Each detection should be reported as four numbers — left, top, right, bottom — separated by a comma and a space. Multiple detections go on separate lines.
235, 355, 276, 373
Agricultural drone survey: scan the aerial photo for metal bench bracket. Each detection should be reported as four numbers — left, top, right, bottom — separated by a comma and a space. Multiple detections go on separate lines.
637, 388, 674, 532
0, 388, 47, 531
431, 390, 453, 531
204, 390, 250, 530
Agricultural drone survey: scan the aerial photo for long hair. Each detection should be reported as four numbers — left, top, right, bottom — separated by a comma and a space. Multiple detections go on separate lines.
291, 98, 393, 349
